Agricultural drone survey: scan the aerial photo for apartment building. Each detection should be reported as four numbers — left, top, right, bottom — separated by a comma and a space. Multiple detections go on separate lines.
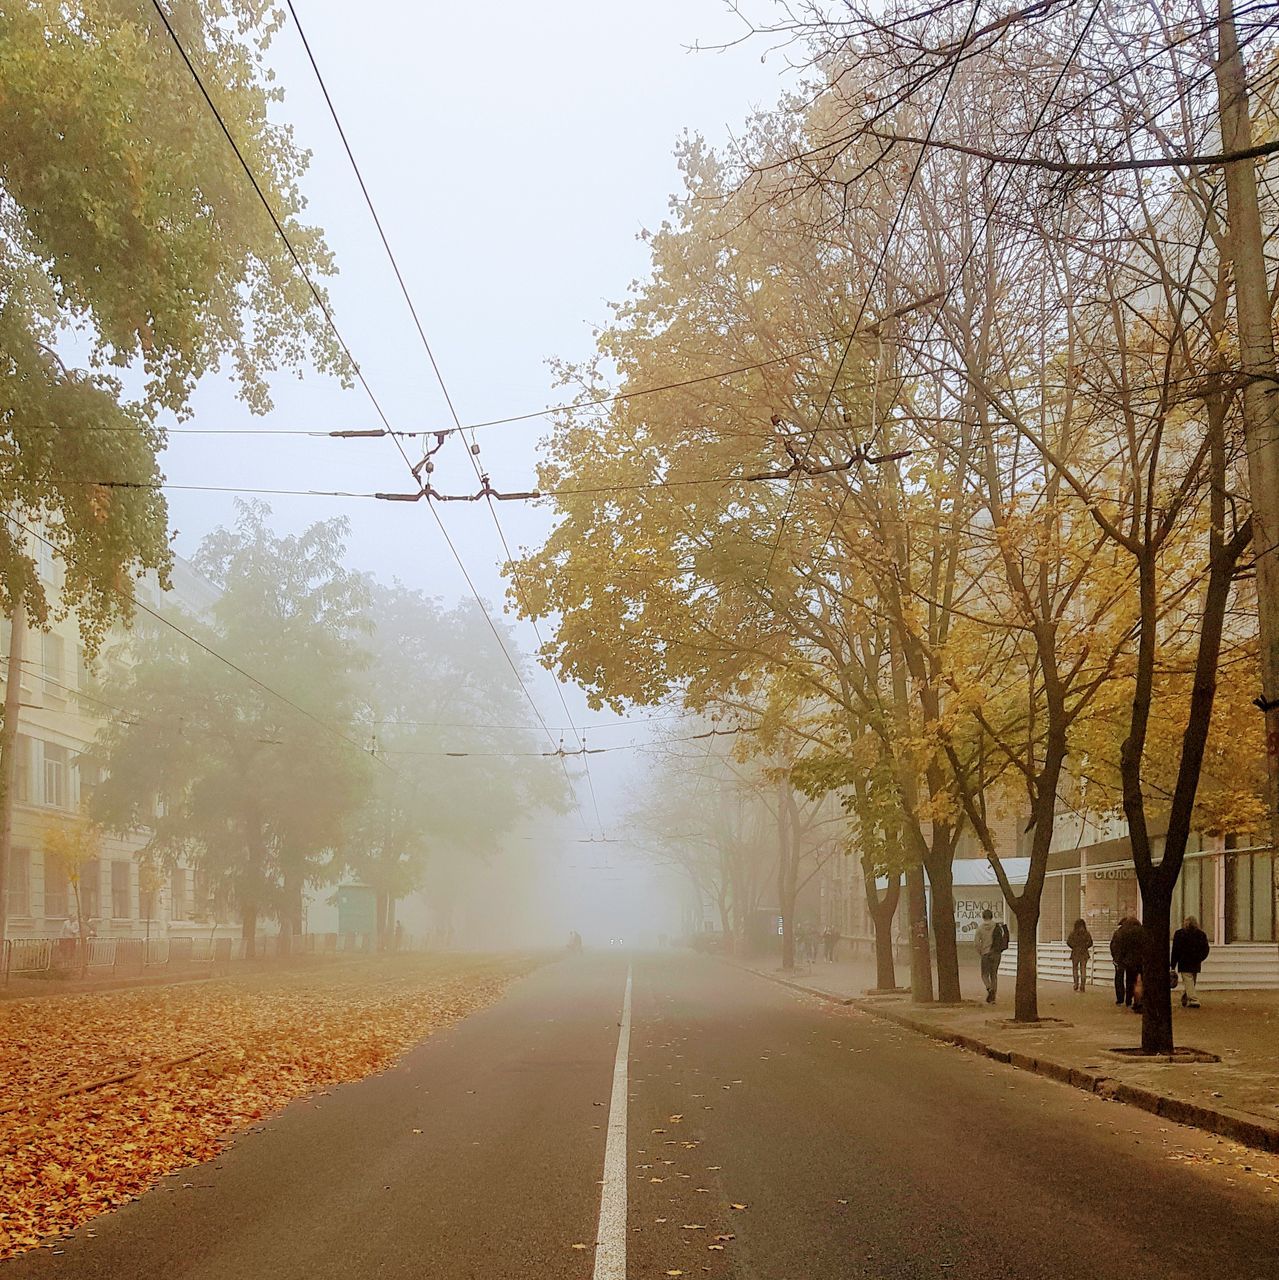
2, 547, 232, 943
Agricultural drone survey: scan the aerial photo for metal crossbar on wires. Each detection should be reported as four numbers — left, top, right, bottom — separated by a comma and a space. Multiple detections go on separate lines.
149, 0, 596, 837
280, 0, 608, 836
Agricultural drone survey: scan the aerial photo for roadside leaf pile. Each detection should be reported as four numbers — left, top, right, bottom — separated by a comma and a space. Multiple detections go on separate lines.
0, 954, 537, 1257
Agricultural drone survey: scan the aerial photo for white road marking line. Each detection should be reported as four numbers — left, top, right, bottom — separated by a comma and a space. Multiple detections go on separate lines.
593, 963, 632, 1280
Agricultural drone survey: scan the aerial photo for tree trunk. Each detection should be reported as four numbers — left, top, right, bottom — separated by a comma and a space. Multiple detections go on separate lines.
1140, 880, 1174, 1054
924, 853, 962, 1002
241, 902, 257, 959
866, 866, 901, 991
74, 879, 87, 978
0, 594, 26, 948
716, 893, 733, 951
777, 780, 795, 970
376, 889, 389, 951
906, 864, 933, 1002
1012, 901, 1040, 1022
279, 874, 301, 951
779, 852, 797, 971
1216, 0, 1279, 874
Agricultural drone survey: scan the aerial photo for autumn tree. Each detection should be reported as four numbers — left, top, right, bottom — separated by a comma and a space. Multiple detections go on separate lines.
0, 0, 343, 939
508, 93, 978, 996
40, 812, 102, 975
91, 506, 371, 956
348, 582, 566, 946
793, 726, 908, 992
628, 734, 776, 950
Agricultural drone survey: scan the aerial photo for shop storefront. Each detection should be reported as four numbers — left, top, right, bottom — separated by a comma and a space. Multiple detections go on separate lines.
1036, 839, 1278, 989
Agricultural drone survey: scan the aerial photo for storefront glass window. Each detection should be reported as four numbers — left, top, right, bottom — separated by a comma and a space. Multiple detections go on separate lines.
1253, 855, 1274, 942
1171, 858, 1214, 941
1226, 852, 1277, 943
1041, 877, 1065, 942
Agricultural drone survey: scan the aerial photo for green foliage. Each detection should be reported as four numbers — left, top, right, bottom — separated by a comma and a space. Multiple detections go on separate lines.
0, 0, 341, 634
347, 582, 569, 906
90, 505, 371, 932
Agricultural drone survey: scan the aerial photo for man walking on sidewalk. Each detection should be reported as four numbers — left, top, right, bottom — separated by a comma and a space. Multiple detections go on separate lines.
975, 909, 1007, 1004
1171, 915, 1210, 1008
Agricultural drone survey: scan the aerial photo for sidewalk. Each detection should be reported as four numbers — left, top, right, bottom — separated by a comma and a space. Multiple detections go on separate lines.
744, 952, 1279, 1154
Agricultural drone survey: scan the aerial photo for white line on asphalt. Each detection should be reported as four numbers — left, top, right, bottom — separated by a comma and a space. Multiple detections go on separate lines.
592, 963, 632, 1280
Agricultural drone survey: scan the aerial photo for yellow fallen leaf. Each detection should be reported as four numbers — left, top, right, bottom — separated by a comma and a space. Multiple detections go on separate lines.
730, 1203, 747, 1210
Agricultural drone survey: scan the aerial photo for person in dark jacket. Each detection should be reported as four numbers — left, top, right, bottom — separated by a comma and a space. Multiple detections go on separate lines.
1066, 918, 1093, 991
1110, 917, 1146, 1010
1171, 915, 1210, 1008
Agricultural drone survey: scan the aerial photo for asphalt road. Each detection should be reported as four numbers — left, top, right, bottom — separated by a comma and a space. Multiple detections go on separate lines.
7, 952, 1279, 1279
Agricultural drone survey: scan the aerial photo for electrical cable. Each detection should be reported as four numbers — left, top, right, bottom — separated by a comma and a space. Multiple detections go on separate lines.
813, 0, 1107, 563
7, 516, 399, 775
150, 0, 596, 836
283, 0, 607, 834
757, 0, 986, 590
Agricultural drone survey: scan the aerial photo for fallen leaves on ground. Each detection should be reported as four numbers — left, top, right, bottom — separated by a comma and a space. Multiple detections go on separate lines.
0, 953, 539, 1257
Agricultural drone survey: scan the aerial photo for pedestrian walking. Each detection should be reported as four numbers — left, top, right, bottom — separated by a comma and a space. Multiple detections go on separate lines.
1066, 918, 1093, 991
974, 909, 1009, 1004
822, 925, 839, 962
1110, 917, 1146, 1011
1171, 915, 1210, 1008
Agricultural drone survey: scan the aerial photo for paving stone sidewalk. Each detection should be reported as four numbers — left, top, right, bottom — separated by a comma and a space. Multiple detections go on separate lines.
746, 952, 1279, 1153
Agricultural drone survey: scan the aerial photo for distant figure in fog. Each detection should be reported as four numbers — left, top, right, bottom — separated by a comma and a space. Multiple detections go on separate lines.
1066, 918, 1093, 991
567, 930, 583, 954
1171, 915, 1210, 1009
1110, 917, 1146, 1011
822, 925, 839, 962
974, 909, 1009, 1004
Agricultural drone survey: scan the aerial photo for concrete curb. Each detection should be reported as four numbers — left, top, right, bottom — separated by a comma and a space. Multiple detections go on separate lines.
740, 962, 1279, 1156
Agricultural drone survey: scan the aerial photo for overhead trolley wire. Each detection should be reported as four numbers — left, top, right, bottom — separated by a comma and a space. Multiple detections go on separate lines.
813, 0, 1108, 559
7, 516, 399, 774
148, 0, 596, 835
756, 0, 986, 591
282, 0, 608, 835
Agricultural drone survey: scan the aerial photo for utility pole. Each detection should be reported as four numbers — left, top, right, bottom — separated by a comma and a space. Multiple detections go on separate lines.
1214, 0, 1279, 917
0, 594, 27, 948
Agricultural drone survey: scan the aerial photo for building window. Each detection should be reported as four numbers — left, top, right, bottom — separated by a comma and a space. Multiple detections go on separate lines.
1, 622, 36, 702
32, 536, 56, 585
13, 734, 32, 804
75, 644, 91, 692
81, 858, 100, 921
111, 860, 132, 920
42, 633, 66, 708
44, 861, 70, 919
8, 848, 30, 917
1041, 877, 1066, 943
1225, 852, 1277, 943
1171, 857, 1216, 943
75, 760, 100, 803
43, 743, 68, 809
170, 867, 190, 920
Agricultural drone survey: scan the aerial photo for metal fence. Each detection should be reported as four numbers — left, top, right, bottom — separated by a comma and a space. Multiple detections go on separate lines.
2, 930, 383, 984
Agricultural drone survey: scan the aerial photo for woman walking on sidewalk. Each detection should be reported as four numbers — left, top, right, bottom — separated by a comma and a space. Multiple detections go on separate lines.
1066, 918, 1093, 991
1171, 916, 1210, 1008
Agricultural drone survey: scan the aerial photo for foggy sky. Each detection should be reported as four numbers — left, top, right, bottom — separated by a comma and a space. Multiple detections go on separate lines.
156, 0, 793, 937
